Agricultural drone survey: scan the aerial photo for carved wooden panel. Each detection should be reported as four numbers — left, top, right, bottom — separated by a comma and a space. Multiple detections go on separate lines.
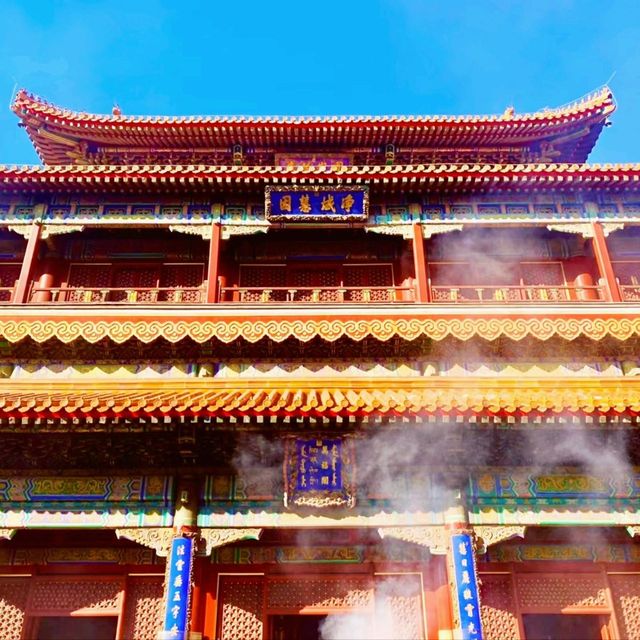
267, 577, 373, 611
111, 267, 160, 302
344, 264, 394, 301
159, 264, 204, 302
239, 265, 286, 301
376, 574, 424, 640
219, 575, 264, 640
519, 262, 567, 301
516, 573, 607, 610
609, 574, 640, 640
0, 264, 20, 302
122, 576, 164, 640
0, 577, 29, 640
479, 574, 520, 640
28, 577, 123, 614
66, 264, 112, 302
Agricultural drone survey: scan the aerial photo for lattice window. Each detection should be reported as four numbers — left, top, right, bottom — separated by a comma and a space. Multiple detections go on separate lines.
609, 574, 640, 640
344, 264, 394, 302
219, 576, 264, 640
267, 577, 373, 610
375, 575, 424, 639
0, 578, 29, 640
0, 264, 20, 302
291, 269, 339, 302
519, 262, 567, 301
480, 574, 520, 640
28, 578, 123, 614
239, 265, 287, 301
122, 576, 164, 640
613, 261, 640, 301
516, 573, 607, 609
66, 264, 113, 302
159, 264, 204, 302
111, 267, 160, 303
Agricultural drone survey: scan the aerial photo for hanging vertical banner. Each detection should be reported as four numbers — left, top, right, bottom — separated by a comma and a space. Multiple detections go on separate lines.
451, 533, 483, 640
161, 536, 194, 639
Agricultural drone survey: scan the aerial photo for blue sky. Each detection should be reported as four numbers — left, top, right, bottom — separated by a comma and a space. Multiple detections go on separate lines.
1, 0, 639, 164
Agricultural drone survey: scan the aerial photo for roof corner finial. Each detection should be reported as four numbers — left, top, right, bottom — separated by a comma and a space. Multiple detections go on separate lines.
112, 103, 122, 117
503, 105, 515, 119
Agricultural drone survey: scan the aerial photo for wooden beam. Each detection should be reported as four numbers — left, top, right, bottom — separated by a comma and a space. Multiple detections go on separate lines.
591, 221, 622, 302
206, 223, 222, 303
13, 222, 41, 303
412, 222, 429, 302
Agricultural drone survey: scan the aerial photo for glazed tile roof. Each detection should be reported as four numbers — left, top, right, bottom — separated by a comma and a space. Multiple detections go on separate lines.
1, 162, 639, 194
12, 88, 615, 165
1, 378, 639, 419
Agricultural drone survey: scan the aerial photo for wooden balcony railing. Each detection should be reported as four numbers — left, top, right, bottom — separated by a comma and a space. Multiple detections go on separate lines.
430, 284, 604, 303
620, 285, 640, 302
219, 285, 417, 303
28, 286, 206, 304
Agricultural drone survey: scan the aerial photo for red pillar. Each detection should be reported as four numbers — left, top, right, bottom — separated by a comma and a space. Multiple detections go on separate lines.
206, 223, 222, 303
13, 222, 41, 303
31, 257, 56, 302
591, 221, 622, 302
412, 222, 430, 302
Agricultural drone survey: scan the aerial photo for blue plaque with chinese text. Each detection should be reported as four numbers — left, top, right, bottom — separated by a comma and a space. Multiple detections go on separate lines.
451, 533, 483, 640
162, 536, 194, 639
285, 437, 355, 509
266, 186, 368, 221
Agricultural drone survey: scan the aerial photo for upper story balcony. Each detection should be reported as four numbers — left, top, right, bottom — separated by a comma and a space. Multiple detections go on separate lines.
0, 223, 636, 308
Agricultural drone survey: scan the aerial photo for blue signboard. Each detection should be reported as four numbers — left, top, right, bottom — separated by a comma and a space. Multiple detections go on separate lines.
162, 536, 194, 639
451, 533, 483, 640
266, 186, 368, 221
296, 438, 343, 491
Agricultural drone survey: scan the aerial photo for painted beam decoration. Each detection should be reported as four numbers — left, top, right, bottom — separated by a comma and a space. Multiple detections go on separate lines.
161, 536, 194, 639
266, 185, 368, 221
451, 533, 483, 640
284, 437, 355, 508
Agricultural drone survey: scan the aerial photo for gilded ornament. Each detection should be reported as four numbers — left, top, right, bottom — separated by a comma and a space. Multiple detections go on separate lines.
378, 526, 449, 555
199, 528, 262, 556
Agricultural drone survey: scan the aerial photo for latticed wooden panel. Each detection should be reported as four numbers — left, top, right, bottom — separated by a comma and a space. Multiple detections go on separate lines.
292, 269, 339, 301
0, 577, 29, 640
219, 576, 264, 640
159, 264, 204, 302
112, 267, 160, 302
239, 265, 287, 301
613, 261, 640, 301
267, 577, 373, 610
67, 264, 112, 302
479, 574, 520, 640
519, 262, 567, 301
28, 578, 123, 614
122, 576, 164, 640
0, 264, 20, 302
516, 573, 607, 610
609, 574, 640, 640
376, 575, 424, 639
344, 264, 394, 301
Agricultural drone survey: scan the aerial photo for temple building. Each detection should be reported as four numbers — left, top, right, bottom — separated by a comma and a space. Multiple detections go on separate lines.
1, 86, 640, 639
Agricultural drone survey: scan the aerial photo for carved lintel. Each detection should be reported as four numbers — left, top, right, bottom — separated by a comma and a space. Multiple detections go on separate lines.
199, 528, 262, 556
0, 529, 16, 541
221, 225, 269, 240
421, 223, 464, 239
115, 527, 175, 557
626, 525, 640, 538
169, 225, 212, 240
366, 224, 414, 239
546, 222, 624, 238
378, 526, 448, 555
41, 225, 85, 239
473, 526, 526, 553
5, 225, 32, 238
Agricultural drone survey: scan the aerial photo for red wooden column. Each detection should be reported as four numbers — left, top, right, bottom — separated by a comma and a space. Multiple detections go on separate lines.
591, 221, 622, 302
206, 223, 222, 303
13, 222, 42, 303
412, 222, 430, 302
